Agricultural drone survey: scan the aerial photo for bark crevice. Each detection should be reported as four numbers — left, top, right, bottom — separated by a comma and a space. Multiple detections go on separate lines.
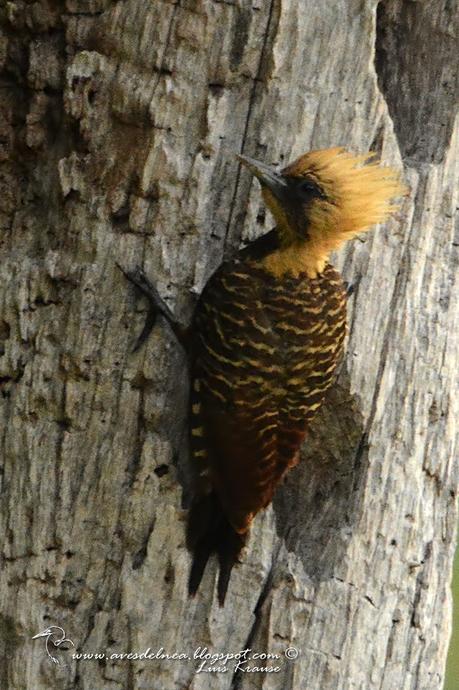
375, 0, 458, 164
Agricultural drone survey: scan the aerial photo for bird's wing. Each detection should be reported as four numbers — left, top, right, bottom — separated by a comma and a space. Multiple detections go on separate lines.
191, 262, 289, 533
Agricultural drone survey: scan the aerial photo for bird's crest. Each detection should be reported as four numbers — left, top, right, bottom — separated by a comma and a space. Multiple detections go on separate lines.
283, 147, 407, 241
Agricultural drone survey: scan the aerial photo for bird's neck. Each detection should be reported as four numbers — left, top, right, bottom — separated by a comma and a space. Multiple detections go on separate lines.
257, 231, 328, 278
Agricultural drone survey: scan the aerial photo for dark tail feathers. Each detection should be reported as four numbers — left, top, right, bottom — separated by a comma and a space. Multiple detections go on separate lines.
187, 492, 247, 606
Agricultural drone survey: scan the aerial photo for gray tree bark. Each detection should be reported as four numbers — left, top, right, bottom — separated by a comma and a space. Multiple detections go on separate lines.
0, 1, 458, 689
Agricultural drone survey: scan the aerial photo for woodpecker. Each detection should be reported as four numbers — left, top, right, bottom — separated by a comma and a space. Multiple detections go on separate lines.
120, 147, 406, 606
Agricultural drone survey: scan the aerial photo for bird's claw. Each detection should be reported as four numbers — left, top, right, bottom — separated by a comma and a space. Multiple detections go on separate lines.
117, 262, 184, 352
345, 281, 355, 297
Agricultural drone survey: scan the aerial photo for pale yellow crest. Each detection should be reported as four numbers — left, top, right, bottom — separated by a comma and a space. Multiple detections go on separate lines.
284, 147, 407, 241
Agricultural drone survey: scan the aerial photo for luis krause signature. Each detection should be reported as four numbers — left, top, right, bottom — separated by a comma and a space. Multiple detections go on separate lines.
32, 626, 74, 665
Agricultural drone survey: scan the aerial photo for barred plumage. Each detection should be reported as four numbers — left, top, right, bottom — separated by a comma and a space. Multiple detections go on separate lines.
188, 245, 346, 551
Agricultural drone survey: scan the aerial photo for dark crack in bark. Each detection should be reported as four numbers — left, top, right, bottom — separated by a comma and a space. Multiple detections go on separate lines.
375, 0, 459, 164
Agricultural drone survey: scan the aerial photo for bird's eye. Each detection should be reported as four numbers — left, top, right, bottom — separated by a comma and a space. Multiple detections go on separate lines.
297, 181, 315, 193
296, 179, 324, 199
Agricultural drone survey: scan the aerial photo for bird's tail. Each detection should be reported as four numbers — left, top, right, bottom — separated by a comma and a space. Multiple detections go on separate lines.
186, 492, 247, 606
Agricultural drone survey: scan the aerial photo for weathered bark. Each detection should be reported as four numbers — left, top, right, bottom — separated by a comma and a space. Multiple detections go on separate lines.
0, 1, 458, 689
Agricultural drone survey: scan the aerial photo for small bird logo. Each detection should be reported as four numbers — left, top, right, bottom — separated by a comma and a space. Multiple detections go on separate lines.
32, 625, 74, 665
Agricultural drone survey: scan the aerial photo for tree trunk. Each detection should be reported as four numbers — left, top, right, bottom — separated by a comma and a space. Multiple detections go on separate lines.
1, 1, 458, 689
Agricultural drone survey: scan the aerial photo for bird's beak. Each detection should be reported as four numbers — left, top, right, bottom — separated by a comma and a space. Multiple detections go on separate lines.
32, 631, 48, 639
236, 153, 287, 199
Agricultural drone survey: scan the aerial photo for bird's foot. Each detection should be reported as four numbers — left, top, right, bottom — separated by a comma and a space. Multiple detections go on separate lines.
345, 281, 355, 297
117, 263, 189, 352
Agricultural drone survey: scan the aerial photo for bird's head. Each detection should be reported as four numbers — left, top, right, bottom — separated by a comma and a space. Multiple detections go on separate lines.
237, 147, 407, 274
32, 627, 55, 639
32, 625, 65, 639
